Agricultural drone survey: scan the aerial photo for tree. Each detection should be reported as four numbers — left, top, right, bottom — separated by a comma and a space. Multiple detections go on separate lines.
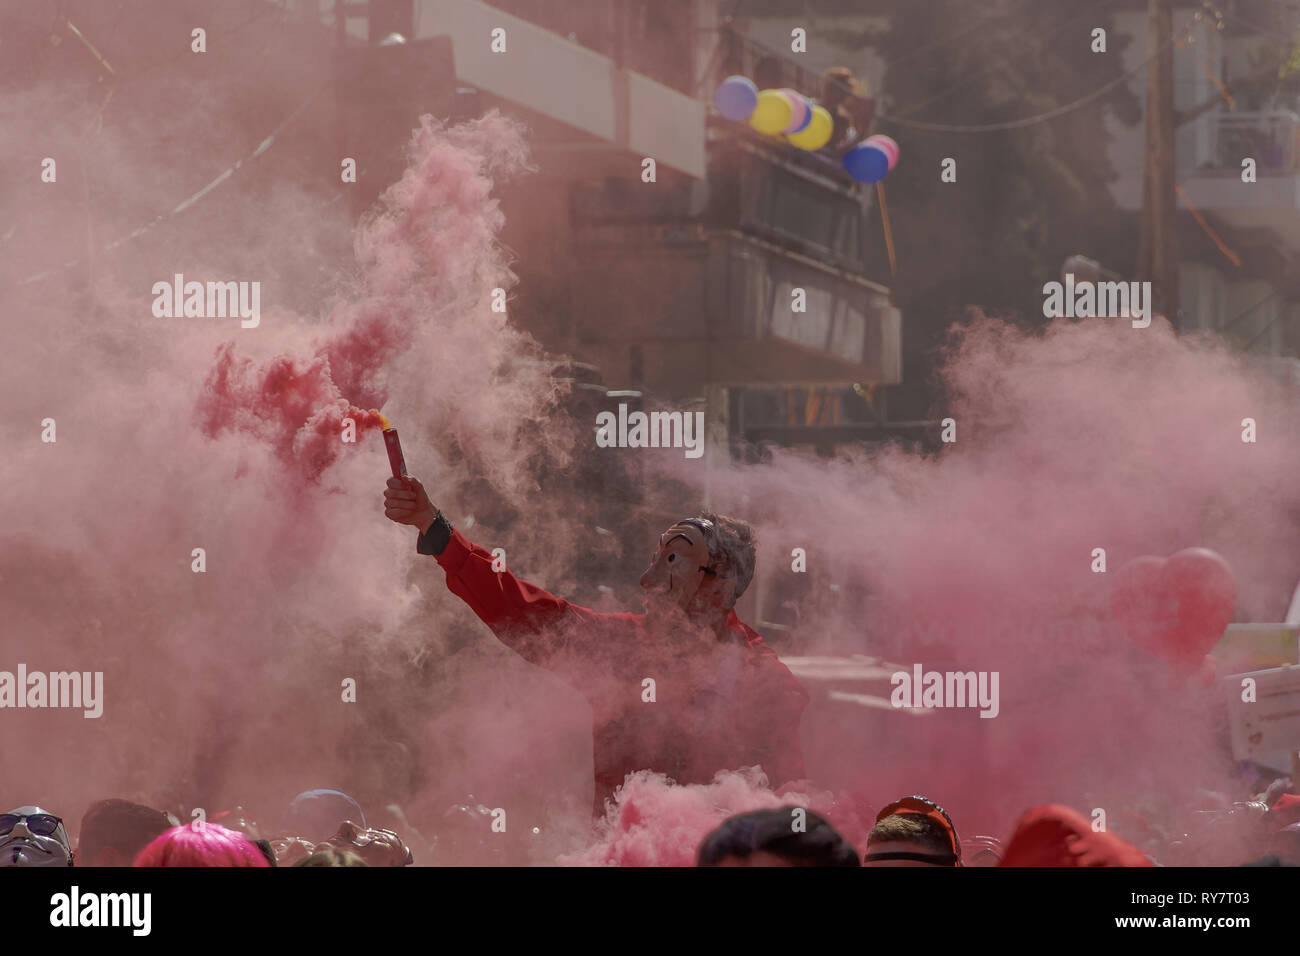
845, 0, 1143, 416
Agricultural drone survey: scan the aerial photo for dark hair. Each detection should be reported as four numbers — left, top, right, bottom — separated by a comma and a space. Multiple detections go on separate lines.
294, 846, 369, 867
697, 808, 860, 867
77, 799, 172, 866
867, 813, 954, 857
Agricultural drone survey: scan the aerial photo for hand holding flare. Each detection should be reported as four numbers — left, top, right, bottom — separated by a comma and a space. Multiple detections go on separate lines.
378, 418, 439, 535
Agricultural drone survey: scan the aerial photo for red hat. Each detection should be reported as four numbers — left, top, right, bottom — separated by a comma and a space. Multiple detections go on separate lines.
999, 804, 1153, 867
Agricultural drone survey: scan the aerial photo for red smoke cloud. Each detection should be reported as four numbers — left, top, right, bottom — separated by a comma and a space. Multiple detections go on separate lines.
562, 769, 868, 867
197, 341, 390, 479
7, 15, 1300, 865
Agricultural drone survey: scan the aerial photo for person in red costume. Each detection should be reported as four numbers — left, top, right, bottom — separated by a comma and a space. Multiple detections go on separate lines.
383, 475, 808, 812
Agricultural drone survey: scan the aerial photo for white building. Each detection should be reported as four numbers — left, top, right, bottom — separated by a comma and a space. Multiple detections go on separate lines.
1107, 0, 1300, 354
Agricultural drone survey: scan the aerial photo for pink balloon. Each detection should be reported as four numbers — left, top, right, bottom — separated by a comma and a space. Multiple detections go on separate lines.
1110, 548, 1236, 673
868, 134, 900, 170
778, 89, 809, 135
1192, 655, 1219, 689
1110, 555, 1173, 656
873, 134, 904, 170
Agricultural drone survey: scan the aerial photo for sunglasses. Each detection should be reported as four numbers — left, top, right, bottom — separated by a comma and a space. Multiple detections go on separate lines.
867, 795, 961, 866
0, 813, 63, 837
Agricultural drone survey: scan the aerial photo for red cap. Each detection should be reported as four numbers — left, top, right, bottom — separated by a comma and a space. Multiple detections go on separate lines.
998, 804, 1153, 867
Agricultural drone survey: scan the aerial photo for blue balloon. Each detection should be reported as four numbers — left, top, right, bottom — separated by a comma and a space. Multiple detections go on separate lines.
790, 95, 814, 133
715, 75, 759, 121
843, 143, 889, 183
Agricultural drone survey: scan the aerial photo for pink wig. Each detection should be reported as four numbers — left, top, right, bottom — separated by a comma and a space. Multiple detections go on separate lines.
132, 821, 270, 867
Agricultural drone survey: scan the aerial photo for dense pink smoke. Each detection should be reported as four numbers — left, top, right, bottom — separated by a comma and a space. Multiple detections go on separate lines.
196, 112, 545, 483
668, 314, 1300, 843
0, 77, 583, 854
6, 5, 1300, 867
562, 769, 867, 866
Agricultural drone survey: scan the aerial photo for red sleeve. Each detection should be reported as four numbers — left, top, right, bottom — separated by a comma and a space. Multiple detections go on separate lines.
433, 528, 603, 672
744, 647, 810, 788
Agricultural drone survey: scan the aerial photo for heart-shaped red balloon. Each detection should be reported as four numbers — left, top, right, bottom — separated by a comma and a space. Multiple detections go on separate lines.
1110, 548, 1236, 671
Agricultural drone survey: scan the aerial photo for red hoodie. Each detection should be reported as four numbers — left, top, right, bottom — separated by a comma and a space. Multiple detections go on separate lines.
425, 526, 809, 809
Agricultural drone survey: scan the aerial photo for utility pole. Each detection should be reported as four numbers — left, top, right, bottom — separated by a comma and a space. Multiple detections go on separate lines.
1138, 0, 1179, 328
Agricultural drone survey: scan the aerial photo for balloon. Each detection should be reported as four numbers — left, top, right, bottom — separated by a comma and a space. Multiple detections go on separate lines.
750, 89, 794, 135
786, 104, 833, 150
1192, 655, 1219, 689
866, 133, 900, 170
843, 142, 890, 183
1109, 555, 1174, 657
714, 75, 758, 122
1110, 548, 1237, 672
790, 94, 815, 133
778, 89, 809, 134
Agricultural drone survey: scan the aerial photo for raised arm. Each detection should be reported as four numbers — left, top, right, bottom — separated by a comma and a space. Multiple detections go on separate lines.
383, 475, 589, 666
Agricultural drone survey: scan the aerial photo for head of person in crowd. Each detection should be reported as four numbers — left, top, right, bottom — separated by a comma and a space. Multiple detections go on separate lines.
314, 820, 413, 867
77, 799, 172, 867
280, 789, 366, 843
961, 835, 1003, 867
697, 807, 860, 867
0, 806, 74, 867
132, 820, 271, 867
999, 804, 1152, 867
864, 795, 961, 867
294, 845, 369, 867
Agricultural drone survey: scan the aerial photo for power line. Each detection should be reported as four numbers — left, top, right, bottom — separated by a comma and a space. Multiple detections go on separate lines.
14, 80, 327, 289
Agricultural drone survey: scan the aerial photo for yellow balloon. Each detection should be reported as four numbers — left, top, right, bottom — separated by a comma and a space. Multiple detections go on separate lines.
786, 105, 833, 150
749, 89, 794, 136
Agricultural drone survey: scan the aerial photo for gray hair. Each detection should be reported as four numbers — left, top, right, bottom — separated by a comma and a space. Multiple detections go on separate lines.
695, 511, 757, 606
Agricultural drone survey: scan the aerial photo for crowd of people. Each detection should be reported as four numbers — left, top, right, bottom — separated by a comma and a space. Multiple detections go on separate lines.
5, 776, 1299, 867
1, 790, 416, 868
